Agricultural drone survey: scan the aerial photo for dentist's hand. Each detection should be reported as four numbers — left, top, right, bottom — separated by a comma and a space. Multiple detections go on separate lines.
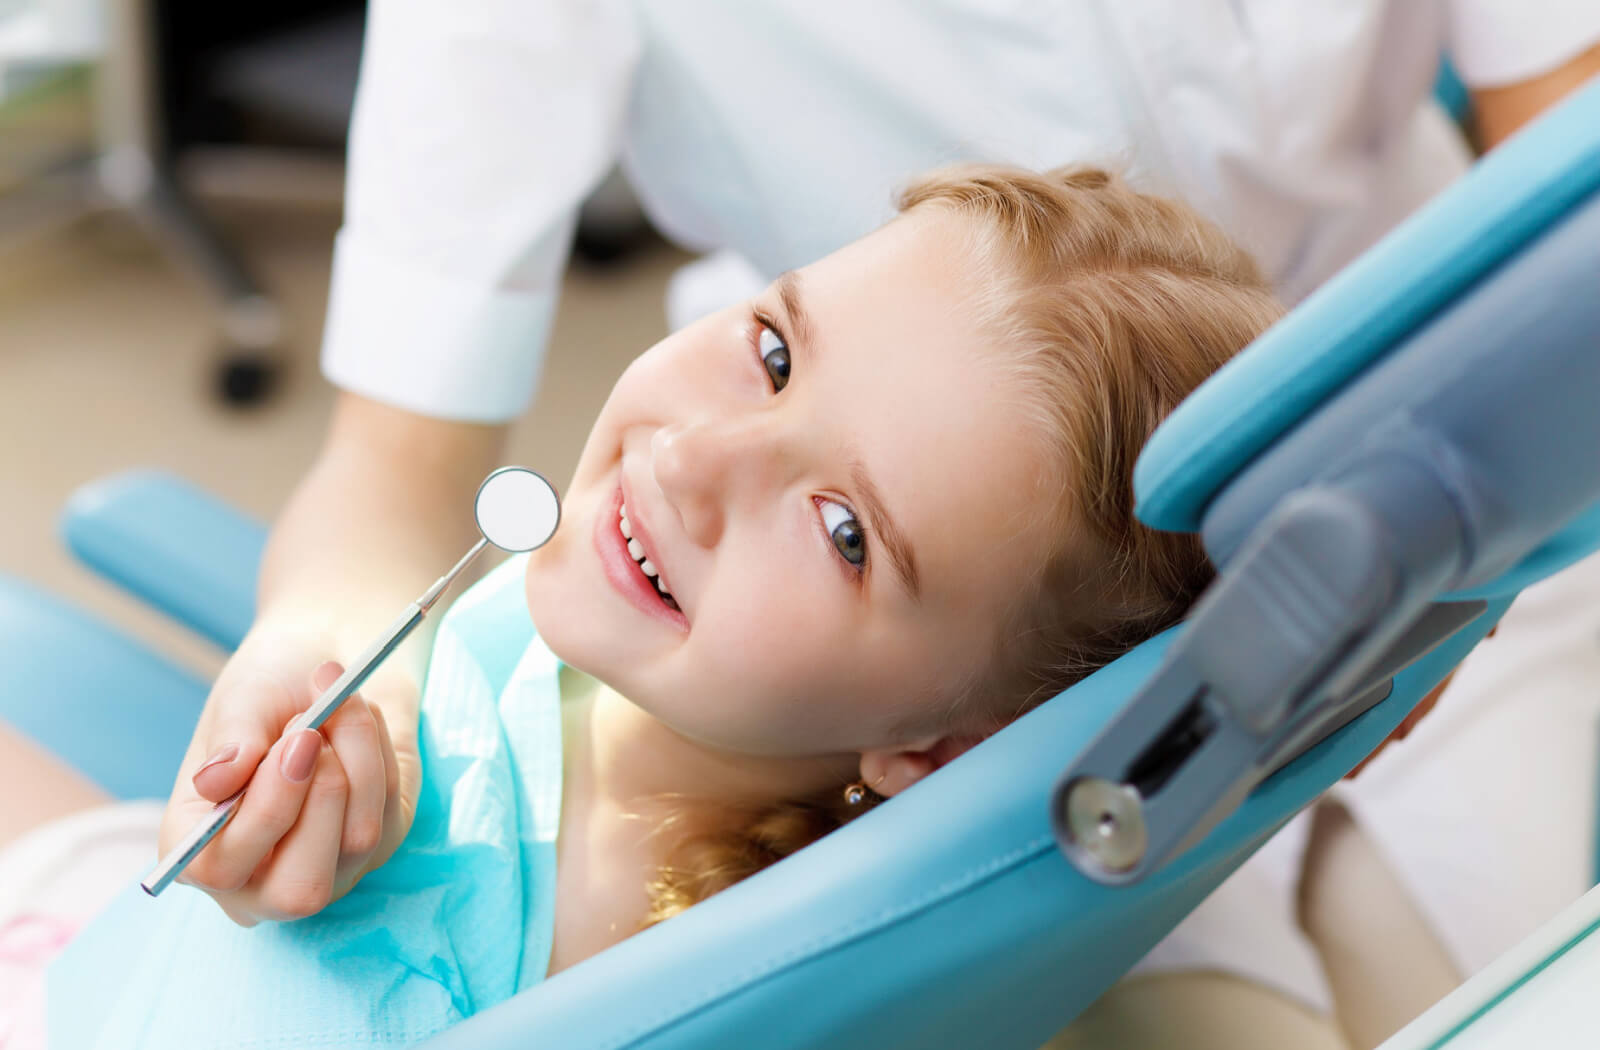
155, 389, 503, 925
160, 623, 422, 926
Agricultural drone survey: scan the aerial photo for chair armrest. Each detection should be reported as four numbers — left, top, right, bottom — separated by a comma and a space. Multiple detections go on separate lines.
60, 470, 266, 651
0, 574, 209, 799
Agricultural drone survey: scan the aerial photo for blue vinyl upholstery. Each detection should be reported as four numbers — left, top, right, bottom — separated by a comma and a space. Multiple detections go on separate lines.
0, 575, 208, 800
0, 470, 265, 802
61, 470, 266, 651
416, 608, 1503, 1050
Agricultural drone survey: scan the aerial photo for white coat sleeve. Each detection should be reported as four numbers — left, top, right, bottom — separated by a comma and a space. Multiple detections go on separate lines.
1446, 0, 1600, 89
321, 0, 641, 422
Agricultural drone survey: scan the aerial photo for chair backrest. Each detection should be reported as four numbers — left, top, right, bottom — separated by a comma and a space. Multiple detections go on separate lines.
418, 614, 1502, 1050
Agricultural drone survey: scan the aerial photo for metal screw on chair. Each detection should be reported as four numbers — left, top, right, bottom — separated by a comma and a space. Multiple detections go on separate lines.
1060, 777, 1148, 877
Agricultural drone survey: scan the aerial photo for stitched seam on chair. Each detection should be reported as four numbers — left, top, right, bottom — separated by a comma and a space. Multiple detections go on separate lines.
601, 833, 1057, 1049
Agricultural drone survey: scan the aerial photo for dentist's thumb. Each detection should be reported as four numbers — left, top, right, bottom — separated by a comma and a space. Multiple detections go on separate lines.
190, 660, 342, 802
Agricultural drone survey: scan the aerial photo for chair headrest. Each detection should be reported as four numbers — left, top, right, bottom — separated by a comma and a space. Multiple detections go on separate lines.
1134, 76, 1600, 534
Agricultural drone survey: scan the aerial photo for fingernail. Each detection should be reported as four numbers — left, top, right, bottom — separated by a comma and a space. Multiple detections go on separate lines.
312, 661, 343, 692
193, 744, 239, 781
282, 730, 321, 783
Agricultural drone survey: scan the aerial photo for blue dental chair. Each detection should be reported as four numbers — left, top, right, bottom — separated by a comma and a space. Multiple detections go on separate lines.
7, 76, 1600, 1049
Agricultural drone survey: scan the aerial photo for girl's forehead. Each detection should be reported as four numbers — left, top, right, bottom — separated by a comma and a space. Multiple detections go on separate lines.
867, 368, 1049, 605
801, 230, 1051, 610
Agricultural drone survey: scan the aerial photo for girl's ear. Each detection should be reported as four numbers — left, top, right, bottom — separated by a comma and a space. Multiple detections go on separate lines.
858, 733, 986, 798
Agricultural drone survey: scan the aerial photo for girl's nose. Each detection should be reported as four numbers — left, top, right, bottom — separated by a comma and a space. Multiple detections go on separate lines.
651, 416, 781, 548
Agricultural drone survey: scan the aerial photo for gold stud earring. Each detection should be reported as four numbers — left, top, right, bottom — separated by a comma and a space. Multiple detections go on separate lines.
843, 774, 885, 806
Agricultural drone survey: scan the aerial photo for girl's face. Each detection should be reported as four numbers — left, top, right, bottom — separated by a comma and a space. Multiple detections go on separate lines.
527, 210, 1055, 758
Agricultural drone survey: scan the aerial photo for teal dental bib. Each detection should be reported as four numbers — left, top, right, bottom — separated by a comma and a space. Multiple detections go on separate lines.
49, 554, 562, 1048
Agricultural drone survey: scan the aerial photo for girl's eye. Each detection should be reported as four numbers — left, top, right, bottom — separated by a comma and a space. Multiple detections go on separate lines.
819, 499, 867, 569
758, 325, 791, 392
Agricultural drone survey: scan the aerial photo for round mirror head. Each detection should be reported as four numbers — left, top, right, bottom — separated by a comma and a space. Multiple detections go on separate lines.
475, 467, 561, 552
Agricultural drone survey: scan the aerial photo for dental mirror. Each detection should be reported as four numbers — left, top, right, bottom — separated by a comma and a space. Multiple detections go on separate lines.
476, 465, 561, 552
142, 466, 561, 897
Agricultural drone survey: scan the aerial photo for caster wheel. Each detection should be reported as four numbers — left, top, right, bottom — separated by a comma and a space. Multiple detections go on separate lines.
573, 226, 643, 266
216, 352, 278, 406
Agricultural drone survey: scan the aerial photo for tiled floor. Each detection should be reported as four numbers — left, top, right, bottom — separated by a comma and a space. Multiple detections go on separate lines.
0, 195, 687, 679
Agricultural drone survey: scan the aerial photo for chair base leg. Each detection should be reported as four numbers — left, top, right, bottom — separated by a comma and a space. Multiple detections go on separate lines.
98, 146, 285, 406
1, 145, 285, 407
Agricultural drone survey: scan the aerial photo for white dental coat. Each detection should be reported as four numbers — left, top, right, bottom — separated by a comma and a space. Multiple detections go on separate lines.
321, 0, 1600, 1013
324, 0, 1600, 424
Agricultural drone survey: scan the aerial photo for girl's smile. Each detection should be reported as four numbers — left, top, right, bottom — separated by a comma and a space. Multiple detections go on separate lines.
594, 479, 689, 632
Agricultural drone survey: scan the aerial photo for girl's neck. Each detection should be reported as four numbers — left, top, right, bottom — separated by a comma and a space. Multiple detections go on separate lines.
548, 684, 856, 976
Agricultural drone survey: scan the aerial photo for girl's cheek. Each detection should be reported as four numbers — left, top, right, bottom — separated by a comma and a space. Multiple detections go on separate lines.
609, 365, 662, 411
712, 574, 799, 658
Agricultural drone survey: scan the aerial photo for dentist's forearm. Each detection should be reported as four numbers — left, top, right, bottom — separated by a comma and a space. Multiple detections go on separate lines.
252, 391, 511, 722
1470, 42, 1600, 151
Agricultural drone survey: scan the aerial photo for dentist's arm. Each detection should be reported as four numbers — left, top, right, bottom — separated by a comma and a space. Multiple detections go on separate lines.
162, 0, 639, 925
163, 393, 506, 925
1470, 41, 1600, 149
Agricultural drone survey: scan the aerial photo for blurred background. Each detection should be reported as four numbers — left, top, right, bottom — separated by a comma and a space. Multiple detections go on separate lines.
0, 0, 688, 682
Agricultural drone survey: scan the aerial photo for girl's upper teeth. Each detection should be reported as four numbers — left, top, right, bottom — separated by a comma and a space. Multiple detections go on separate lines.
618, 503, 670, 593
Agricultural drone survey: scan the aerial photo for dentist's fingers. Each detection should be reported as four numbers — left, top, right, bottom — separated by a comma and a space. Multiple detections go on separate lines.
311, 663, 388, 861
248, 734, 349, 922
215, 898, 261, 929
190, 665, 306, 804
179, 724, 321, 894
369, 700, 401, 807
336, 699, 403, 889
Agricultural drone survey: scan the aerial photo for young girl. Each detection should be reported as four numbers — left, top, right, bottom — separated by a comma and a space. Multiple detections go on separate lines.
6, 165, 1283, 1045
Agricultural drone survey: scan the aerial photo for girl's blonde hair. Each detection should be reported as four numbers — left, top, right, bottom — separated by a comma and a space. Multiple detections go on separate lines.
643, 165, 1285, 926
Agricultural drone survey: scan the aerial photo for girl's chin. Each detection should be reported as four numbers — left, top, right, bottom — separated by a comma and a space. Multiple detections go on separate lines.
523, 593, 631, 681
522, 574, 580, 650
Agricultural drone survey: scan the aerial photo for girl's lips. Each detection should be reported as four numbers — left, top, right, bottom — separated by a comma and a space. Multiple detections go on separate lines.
595, 482, 689, 632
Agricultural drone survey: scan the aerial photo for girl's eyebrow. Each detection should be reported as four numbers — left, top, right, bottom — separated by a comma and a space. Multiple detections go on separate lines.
775, 269, 922, 603
775, 270, 818, 363
850, 459, 923, 603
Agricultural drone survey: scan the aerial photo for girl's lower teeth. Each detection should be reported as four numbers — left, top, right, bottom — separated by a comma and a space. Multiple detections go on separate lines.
643, 570, 678, 610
